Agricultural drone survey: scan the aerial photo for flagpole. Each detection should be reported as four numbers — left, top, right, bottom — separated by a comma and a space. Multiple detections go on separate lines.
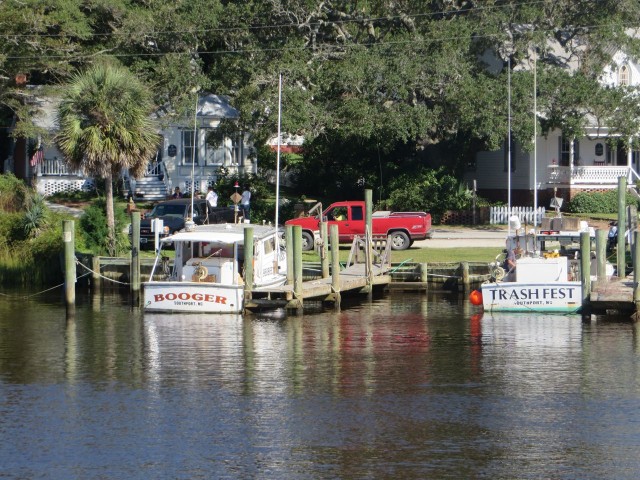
274, 73, 283, 236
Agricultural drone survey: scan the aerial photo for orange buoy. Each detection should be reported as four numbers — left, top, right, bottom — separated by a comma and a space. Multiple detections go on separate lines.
469, 289, 483, 306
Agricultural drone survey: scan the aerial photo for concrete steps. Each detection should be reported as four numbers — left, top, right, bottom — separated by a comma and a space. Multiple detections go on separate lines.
129, 176, 168, 202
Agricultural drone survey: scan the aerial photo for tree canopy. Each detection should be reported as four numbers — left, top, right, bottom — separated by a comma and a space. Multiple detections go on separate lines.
2, 1, 640, 200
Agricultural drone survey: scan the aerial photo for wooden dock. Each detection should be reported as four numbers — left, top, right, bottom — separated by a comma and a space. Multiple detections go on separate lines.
590, 277, 636, 313
247, 263, 391, 311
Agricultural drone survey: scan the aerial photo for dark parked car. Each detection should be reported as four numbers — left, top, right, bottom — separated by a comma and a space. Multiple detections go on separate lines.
136, 198, 237, 248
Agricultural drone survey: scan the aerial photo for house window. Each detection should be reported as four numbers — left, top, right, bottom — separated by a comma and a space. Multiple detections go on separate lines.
231, 133, 243, 166
202, 131, 243, 166
182, 129, 198, 165
558, 136, 579, 166
619, 65, 630, 86
595, 143, 604, 156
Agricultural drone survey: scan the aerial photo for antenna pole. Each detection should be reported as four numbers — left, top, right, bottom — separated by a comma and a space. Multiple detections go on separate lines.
533, 47, 538, 225
190, 93, 198, 217
275, 73, 282, 232
508, 55, 512, 237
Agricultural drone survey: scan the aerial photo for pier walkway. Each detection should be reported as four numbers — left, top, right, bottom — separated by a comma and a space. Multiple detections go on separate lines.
247, 263, 391, 310
590, 277, 636, 313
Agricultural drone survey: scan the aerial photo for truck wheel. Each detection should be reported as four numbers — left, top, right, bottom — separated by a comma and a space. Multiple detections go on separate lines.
389, 231, 410, 250
301, 231, 315, 251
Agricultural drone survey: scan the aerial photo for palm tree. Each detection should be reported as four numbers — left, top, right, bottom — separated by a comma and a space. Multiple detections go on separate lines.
56, 63, 157, 255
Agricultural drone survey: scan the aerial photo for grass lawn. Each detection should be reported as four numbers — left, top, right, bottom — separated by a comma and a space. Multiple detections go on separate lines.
302, 246, 501, 265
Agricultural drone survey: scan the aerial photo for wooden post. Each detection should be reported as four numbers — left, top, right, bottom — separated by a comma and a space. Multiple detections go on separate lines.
291, 225, 303, 314
91, 255, 101, 291
580, 231, 591, 308
420, 262, 428, 291
617, 176, 627, 278
461, 261, 470, 293
63, 220, 75, 307
130, 212, 141, 302
364, 189, 373, 297
243, 227, 254, 302
596, 229, 607, 286
330, 224, 341, 309
634, 231, 640, 309
285, 225, 294, 286
320, 221, 329, 278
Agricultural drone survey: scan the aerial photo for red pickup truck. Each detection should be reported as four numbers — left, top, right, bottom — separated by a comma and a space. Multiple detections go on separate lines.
285, 201, 432, 251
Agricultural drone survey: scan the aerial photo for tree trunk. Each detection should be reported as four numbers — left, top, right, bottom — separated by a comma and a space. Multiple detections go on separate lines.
105, 171, 116, 256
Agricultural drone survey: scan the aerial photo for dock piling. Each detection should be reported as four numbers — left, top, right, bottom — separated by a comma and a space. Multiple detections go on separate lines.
292, 225, 303, 314
580, 231, 591, 308
320, 221, 329, 278
244, 227, 255, 303
596, 229, 607, 286
330, 224, 341, 310
634, 231, 640, 313
617, 176, 627, 277
130, 212, 141, 303
63, 220, 75, 307
285, 225, 294, 287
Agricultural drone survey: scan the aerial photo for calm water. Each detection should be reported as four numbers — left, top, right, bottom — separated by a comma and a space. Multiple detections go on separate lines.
1, 290, 639, 479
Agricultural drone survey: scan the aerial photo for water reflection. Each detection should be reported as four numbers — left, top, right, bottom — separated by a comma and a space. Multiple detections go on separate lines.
0, 292, 639, 478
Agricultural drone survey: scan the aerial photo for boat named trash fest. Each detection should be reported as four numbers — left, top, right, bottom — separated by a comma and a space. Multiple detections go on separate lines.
143, 223, 286, 313
479, 225, 612, 314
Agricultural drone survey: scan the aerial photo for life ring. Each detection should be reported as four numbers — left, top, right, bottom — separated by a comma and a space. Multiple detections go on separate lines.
492, 266, 505, 281
194, 264, 208, 281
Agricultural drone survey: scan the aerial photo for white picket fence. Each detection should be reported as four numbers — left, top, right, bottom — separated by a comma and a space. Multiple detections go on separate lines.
490, 206, 546, 225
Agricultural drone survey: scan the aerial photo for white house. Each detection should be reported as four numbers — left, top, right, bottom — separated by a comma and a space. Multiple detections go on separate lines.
5, 90, 256, 200
465, 47, 640, 207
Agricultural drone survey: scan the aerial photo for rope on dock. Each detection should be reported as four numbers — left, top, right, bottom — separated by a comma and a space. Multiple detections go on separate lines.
0, 268, 93, 299
75, 258, 131, 285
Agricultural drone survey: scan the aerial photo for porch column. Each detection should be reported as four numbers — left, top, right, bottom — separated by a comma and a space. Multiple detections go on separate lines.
569, 137, 575, 168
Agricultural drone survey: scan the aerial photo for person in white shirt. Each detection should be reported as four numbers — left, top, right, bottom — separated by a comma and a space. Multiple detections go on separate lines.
206, 185, 218, 207
240, 185, 251, 221
205, 185, 218, 221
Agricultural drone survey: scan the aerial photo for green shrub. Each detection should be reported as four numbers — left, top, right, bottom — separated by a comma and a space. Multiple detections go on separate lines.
567, 189, 639, 214
80, 198, 129, 255
21, 194, 48, 238
0, 173, 30, 213
384, 167, 473, 222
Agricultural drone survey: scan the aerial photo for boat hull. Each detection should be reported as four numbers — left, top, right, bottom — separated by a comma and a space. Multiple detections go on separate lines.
143, 282, 244, 313
480, 281, 582, 313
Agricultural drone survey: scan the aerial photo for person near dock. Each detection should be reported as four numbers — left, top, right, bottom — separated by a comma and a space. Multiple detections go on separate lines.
504, 239, 522, 280
240, 185, 251, 221
206, 185, 218, 207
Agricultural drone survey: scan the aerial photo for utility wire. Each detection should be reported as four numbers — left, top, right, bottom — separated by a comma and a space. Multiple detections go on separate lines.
0, 1, 550, 40
4, 22, 636, 61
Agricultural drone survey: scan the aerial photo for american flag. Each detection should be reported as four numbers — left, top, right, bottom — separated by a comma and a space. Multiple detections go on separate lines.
30, 146, 44, 167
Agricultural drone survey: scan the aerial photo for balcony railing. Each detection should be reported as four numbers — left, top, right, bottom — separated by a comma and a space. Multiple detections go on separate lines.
547, 165, 630, 185
37, 158, 81, 176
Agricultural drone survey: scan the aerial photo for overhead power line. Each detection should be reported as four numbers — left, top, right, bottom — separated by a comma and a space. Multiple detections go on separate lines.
3, 21, 636, 62
0, 0, 549, 40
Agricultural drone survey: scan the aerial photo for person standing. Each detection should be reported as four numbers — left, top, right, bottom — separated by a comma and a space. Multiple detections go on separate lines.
206, 185, 218, 208
240, 185, 251, 222
172, 186, 182, 199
